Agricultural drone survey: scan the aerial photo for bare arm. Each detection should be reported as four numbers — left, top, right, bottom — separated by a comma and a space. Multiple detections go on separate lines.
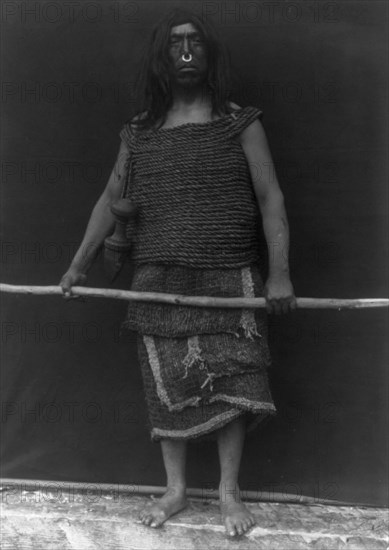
60, 140, 130, 294
239, 118, 296, 314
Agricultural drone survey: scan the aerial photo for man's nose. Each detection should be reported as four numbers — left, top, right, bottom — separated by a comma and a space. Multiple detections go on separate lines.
181, 35, 191, 54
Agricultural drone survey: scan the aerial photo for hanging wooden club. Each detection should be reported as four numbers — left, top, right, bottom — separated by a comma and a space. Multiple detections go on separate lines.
103, 199, 137, 282
103, 155, 138, 282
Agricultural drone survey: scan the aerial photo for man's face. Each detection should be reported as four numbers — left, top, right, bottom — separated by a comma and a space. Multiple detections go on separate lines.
167, 22, 208, 88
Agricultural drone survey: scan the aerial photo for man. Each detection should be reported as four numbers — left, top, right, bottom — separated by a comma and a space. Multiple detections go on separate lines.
60, 8, 296, 538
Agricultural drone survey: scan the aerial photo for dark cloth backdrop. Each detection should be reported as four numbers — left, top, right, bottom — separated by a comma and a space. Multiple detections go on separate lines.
1, 1, 387, 506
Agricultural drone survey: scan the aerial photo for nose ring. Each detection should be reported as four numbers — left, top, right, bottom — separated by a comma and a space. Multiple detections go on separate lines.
182, 53, 192, 63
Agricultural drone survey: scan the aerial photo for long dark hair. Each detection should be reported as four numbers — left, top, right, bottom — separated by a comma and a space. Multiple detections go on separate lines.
129, 8, 233, 131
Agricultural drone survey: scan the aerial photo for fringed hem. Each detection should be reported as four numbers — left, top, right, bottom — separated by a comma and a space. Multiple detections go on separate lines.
208, 395, 277, 412
150, 409, 242, 441
142, 333, 272, 412
150, 403, 276, 443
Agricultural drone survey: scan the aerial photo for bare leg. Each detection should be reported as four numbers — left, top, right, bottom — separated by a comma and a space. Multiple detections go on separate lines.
139, 438, 188, 528
217, 415, 257, 537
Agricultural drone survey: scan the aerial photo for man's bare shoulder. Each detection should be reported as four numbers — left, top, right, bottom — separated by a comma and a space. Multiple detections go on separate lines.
225, 102, 263, 146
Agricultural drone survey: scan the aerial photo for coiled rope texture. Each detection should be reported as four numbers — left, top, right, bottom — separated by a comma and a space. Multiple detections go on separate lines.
119, 106, 264, 268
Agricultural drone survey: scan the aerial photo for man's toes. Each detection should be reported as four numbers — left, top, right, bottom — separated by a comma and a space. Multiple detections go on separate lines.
140, 507, 153, 520
143, 514, 153, 526
150, 517, 164, 528
150, 519, 160, 528
236, 521, 244, 535
225, 518, 237, 537
241, 520, 250, 532
246, 519, 254, 531
150, 511, 167, 528
244, 517, 252, 528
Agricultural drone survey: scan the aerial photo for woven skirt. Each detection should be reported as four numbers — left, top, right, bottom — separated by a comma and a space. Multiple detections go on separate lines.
126, 262, 277, 442
136, 330, 277, 443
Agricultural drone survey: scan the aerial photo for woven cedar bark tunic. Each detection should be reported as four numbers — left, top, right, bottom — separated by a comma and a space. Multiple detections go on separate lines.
119, 106, 276, 443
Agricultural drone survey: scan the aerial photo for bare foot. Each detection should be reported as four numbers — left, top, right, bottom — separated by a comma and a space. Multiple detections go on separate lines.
219, 483, 257, 537
139, 486, 188, 528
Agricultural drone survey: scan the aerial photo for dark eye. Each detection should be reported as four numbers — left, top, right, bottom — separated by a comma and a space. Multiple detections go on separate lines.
192, 35, 204, 44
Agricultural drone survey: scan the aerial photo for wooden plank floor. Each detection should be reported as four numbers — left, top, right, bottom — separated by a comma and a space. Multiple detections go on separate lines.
1, 487, 388, 549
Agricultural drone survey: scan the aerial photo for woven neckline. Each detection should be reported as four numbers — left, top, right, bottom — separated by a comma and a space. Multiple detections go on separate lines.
142, 107, 252, 134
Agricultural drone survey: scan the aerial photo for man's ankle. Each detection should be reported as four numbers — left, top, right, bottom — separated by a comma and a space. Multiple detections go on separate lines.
166, 483, 187, 494
219, 481, 242, 503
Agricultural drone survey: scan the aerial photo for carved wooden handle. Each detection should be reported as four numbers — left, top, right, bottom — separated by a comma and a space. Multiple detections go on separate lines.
104, 199, 138, 252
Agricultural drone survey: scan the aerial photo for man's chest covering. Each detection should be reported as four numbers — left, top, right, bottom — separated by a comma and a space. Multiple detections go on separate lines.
119, 106, 263, 269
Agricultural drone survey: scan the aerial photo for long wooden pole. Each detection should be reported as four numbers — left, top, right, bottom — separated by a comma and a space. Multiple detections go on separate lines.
1, 283, 388, 309
0, 478, 372, 507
